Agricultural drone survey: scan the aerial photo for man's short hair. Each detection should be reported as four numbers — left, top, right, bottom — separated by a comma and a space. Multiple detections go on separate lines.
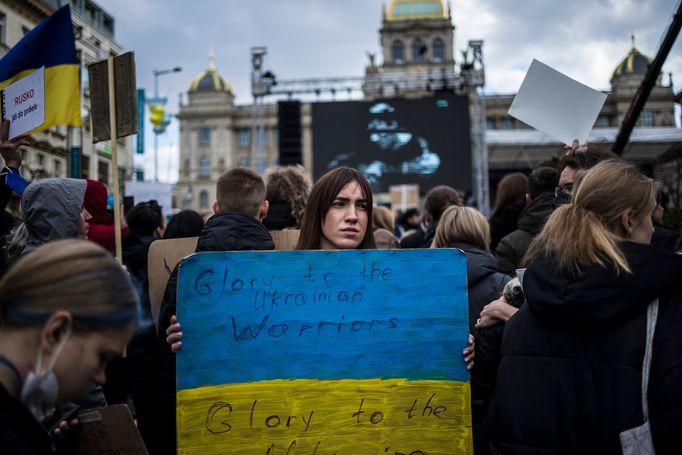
559, 146, 618, 173
216, 167, 266, 218
528, 166, 559, 199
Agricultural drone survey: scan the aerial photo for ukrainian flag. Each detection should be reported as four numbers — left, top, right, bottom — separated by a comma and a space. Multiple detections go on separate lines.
176, 249, 473, 454
0, 5, 80, 131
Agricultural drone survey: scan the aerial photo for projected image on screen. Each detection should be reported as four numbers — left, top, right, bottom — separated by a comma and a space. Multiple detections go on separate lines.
312, 94, 471, 194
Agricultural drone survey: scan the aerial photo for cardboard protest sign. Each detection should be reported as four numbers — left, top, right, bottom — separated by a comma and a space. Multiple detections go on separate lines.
1, 67, 45, 138
269, 229, 300, 251
74, 404, 148, 454
88, 52, 137, 143
508, 59, 607, 145
176, 249, 471, 454
148, 237, 198, 327
148, 230, 300, 328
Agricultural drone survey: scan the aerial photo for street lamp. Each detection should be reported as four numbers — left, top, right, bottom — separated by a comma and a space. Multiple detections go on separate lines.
151, 66, 182, 182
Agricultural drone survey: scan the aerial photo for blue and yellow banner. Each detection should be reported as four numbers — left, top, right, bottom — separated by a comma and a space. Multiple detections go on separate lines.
0, 5, 80, 131
177, 249, 471, 454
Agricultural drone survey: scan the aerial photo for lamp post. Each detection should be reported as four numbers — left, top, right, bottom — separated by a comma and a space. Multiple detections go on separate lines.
151, 66, 182, 182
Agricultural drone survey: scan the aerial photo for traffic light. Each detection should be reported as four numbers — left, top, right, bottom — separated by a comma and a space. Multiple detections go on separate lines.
149, 104, 165, 127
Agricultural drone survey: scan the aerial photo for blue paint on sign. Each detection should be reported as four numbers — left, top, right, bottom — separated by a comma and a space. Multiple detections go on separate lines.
177, 249, 469, 390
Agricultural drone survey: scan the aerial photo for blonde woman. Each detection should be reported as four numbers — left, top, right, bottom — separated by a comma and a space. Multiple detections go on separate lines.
432, 205, 511, 453
486, 160, 682, 453
0, 240, 139, 453
372, 206, 394, 232
433, 205, 511, 333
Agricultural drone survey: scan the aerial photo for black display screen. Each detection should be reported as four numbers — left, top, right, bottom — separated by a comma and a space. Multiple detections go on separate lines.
312, 94, 472, 195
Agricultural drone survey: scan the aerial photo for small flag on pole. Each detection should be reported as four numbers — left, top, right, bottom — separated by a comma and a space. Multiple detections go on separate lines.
0, 5, 81, 132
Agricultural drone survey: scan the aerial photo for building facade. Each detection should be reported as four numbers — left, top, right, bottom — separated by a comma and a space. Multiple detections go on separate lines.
175, 0, 682, 213
364, 0, 457, 99
0, 0, 133, 189
176, 57, 286, 213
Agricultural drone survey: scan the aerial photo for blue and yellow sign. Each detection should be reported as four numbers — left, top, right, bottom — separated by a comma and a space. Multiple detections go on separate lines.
177, 249, 471, 454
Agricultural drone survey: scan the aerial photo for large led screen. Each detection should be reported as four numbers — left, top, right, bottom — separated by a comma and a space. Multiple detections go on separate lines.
312, 94, 471, 195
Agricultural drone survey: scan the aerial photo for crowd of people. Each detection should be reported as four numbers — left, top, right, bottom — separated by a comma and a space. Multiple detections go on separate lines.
1, 113, 682, 454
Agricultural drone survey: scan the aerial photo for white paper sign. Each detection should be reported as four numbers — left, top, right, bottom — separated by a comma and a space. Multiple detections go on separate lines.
508, 59, 607, 145
124, 181, 173, 217
3, 67, 45, 139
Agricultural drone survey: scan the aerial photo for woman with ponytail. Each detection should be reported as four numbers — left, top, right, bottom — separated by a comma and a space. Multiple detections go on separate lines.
486, 160, 682, 454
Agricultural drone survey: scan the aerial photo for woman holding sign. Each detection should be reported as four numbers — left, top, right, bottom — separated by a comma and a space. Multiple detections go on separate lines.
486, 160, 682, 453
166, 166, 377, 351
0, 240, 139, 454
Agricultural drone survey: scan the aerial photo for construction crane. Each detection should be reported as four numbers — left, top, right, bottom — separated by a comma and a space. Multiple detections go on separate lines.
250, 40, 489, 214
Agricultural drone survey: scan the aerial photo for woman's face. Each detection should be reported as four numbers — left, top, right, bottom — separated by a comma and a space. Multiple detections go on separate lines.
320, 181, 368, 250
53, 325, 134, 405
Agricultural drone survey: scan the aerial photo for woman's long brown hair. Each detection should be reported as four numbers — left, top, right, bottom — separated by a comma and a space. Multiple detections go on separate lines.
295, 167, 376, 250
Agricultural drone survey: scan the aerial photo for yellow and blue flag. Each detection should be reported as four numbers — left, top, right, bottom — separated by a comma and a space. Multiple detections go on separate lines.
0, 5, 80, 131
176, 249, 473, 454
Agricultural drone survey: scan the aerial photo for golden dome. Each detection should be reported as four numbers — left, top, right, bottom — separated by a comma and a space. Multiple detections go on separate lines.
612, 34, 652, 79
386, 0, 446, 21
188, 52, 233, 94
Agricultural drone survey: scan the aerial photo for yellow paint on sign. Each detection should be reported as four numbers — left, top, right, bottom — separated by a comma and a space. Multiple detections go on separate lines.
177, 378, 471, 454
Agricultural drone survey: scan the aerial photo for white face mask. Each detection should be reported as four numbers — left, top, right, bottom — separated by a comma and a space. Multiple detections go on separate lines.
20, 326, 71, 422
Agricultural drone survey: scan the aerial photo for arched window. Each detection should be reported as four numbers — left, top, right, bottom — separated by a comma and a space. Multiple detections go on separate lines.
432, 37, 445, 62
199, 190, 209, 209
391, 40, 404, 64
412, 38, 426, 63
199, 156, 210, 177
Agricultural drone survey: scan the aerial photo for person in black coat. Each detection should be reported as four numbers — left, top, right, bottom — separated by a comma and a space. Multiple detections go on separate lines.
489, 173, 528, 251
495, 167, 559, 275
486, 160, 682, 454
102, 201, 166, 451
431, 205, 511, 454
154, 168, 274, 455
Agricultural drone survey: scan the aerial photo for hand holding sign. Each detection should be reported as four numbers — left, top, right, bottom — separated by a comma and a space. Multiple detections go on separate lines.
0, 119, 31, 168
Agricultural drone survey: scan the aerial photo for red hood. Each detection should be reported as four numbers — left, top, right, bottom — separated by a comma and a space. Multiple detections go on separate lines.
84, 179, 110, 225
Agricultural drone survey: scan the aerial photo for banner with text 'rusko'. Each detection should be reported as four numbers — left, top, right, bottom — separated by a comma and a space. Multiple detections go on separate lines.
176, 249, 471, 454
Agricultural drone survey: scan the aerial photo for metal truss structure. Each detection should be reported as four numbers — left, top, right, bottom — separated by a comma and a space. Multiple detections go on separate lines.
250, 40, 489, 213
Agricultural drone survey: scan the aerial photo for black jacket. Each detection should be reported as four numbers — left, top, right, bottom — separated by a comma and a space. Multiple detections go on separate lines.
451, 242, 511, 334
153, 212, 274, 455
0, 383, 52, 454
447, 242, 510, 429
485, 242, 682, 454
650, 223, 680, 252
649, 280, 682, 450
495, 192, 556, 275
489, 201, 525, 251
399, 224, 434, 249
262, 202, 296, 230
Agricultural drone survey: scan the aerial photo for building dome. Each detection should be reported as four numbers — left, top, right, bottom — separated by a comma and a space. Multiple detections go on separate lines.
386, 0, 446, 21
612, 35, 652, 79
188, 53, 233, 94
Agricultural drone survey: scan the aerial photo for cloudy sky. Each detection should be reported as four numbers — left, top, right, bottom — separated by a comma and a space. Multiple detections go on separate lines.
100, 0, 682, 183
